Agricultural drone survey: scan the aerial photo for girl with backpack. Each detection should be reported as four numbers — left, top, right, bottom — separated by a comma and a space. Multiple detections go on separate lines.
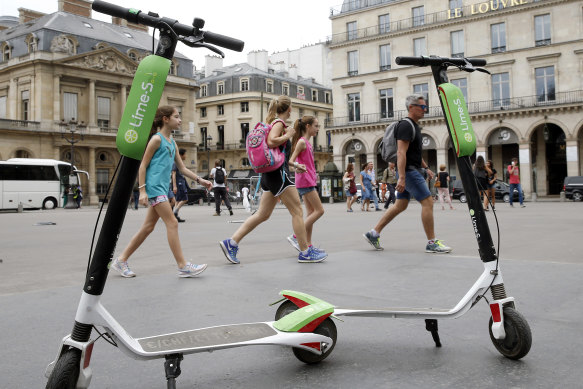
286, 116, 326, 253
111, 105, 213, 278
219, 96, 328, 264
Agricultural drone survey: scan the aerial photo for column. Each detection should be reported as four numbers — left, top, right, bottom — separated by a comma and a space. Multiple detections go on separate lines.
29, 74, 35, 121
436, 148, 447, 171
535, 129, 547, 196
8, 78, 17, 119
53, 74, 61, 122
88, 80, 96, 127
518, 142, 531, 199
88, 147, 98, 205
120, 84, 127, 110
566, 139, 579, 177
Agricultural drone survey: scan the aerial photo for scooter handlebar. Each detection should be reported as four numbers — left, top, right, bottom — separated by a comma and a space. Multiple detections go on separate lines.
396, 56, 487, 67
92, 0, 244, 52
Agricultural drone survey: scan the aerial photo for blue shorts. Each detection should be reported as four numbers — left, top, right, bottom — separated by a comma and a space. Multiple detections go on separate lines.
396, 169, 431, 201
297, 186, 316, 196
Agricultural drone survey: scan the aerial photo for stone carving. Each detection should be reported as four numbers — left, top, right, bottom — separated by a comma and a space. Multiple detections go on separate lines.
66, 53, 136, 75
50, 34, 74, 54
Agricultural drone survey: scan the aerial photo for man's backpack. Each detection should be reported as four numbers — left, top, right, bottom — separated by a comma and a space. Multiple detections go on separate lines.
246, 119, 286, 173
380, 118, 416, 164
214, 167, 225, 184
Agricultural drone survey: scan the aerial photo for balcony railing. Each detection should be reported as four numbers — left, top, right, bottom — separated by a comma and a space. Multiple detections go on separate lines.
0, 118, 41, 130
325, 90, 583, 128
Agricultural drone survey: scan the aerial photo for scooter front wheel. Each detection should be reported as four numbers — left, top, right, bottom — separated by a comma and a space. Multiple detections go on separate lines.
488, 307, 532, 360
275, 300, 337, 364
46, 347, 81, 389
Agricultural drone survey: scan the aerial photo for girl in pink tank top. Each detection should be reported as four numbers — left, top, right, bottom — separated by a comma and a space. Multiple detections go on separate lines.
288, 116, 326, 252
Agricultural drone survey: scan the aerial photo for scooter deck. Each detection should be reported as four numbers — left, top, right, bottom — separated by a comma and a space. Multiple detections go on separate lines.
334, 307, 450, 319
137, 323, 277, 353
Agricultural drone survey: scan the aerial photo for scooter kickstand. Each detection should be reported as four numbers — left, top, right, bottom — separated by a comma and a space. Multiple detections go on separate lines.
164, 353, 183, 389
425, 319, 442, 347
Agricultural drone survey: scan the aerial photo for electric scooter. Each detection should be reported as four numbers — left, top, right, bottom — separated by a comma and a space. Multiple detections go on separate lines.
45, 2, 336, 388
275, 56, 532, 361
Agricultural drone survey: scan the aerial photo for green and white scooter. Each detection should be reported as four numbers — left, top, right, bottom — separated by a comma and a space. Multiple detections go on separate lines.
45, 2, 336, 388
276, 56, 532, 361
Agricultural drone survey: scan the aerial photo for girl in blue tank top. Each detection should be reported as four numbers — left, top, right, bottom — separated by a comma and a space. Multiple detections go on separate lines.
111, 106, 213, 278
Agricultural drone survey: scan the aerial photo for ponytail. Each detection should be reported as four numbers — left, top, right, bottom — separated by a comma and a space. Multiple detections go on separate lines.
266, 95, 291, 124
291, 115, 315, 153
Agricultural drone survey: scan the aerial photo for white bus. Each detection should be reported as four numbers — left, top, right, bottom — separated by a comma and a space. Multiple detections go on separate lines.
0, 158, 83, 210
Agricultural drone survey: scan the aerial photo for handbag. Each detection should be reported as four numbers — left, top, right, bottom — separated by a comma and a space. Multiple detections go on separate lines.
434, 180, 441, 188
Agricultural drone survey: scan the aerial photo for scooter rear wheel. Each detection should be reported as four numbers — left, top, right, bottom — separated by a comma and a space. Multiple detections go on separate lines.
45, 347, 81, 389
488, 307, 532, 360
275, 300, 337, 364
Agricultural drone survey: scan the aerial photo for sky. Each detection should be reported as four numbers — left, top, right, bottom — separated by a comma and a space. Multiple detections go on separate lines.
1, 0, 339, 69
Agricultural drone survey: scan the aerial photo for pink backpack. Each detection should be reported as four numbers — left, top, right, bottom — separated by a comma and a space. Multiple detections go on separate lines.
246, 119, 286, 173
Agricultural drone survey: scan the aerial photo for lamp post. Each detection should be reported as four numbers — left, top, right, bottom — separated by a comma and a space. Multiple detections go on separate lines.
60, 118, 86, 209
206, 135, 213, 177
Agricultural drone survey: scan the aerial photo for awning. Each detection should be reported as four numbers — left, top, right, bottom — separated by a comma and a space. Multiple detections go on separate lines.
228, 169, 258, 179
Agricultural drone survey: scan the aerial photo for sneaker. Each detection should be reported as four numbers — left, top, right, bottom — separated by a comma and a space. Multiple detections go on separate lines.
178, 262, 207, 278
286, 235, 301, 252
520, 204, 526, 208
175, 213, 185, 222
110, 257, 136, 278
213, 212, 220, 216
229, 209, 234, 216
298, 246, 327, 263
426, 240, 452, 254
310, 245, 326, 254
363, 232, 383, 251
219, 239, 240, 264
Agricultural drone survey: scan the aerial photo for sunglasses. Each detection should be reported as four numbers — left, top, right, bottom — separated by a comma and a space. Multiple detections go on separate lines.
411, 104, 428, 110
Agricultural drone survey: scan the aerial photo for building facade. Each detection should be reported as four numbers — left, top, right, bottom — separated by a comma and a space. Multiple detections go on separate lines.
0, 0, 199, 205
328, 0, 583, 197
195, 55, 333, 184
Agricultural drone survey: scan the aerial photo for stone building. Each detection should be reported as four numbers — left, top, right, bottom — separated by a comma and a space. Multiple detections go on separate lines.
327, 0, 583, 197
0, 0, 198, 205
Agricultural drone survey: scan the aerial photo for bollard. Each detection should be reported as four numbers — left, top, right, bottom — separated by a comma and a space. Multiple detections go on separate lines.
531, 193, 537, 202
17, 202, 23, 213
328, 197, 334, 204
560, 191, 566, 202
198, 198, 203, 206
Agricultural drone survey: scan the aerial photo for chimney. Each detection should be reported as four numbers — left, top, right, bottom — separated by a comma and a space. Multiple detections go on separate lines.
18, 8, 46, 24
58, 0, 92, 18
205, 55, 224, 77
112, 17, 149, 32
247, 50, 268, 72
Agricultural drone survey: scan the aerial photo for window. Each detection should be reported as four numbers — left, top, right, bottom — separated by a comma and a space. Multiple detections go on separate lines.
240, 79, 249, 91
266, 80, 273, 93
299, 108, 304, 118
200, 107, 207, 118
241, 158, 250, 167
535, 14, 551, 46
217, 82, 224, 95
413, 6, 425, 27
348, 51, 358, 76
218, 105, 224, 115
492, 72, 510, 108
451, 30, 464, 58
325, 92, 331, 104
297, 86, 305, 99
97, 97, 111, 129
491, 23, 506, 53
348, 93, 360, 122
379, 14, 390, 34
21, 91, 30, 121
0, 95, 6, 119
96, 169, 109, 195
312, 90, 318, 102
63, 92, 78, 122
535, 66, 555, 102
241, 102, 249, 113
217, 125, 224, 148
170, 61, 177, 76
201, 85, 207, 97
200, 127, 208, 148
449, 0, 462, 9
241, 123, 249, 141
379, 88, 394, 119
282, 84, 289, 95
451, 78, 468, 102
413, 83, 429, 111
380, 44, 391, 71
347, 21, 357, 41
1, 42, 11, 62
413, 37, 427, 57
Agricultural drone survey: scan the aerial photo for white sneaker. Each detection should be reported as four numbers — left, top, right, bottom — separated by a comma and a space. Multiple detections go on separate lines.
178, 262, 207, 278
110, 257, 136, 278
286, 235, 301, 252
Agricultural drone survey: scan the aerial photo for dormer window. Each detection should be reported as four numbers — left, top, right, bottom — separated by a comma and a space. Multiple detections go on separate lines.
83, 22, 93, 29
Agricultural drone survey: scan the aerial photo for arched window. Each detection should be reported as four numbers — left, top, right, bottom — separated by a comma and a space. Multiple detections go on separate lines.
15, 149, 31, 158
170, 60, 178, 75
1, 42, 11, 62
25, 34, 38, 53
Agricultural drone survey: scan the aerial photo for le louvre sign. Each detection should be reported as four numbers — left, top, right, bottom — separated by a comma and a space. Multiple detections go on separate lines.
448, 0, 531, 19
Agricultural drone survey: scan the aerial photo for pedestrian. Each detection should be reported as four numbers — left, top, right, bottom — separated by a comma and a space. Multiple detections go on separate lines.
74, 186, 83, 208
369, 163, 382, 211
382, 162, 397, 208
474, 156, 490, 210
343, 163, 358, 212
219, 95, 327, 264
363, 94, 452, 253
287, 115, 325, 252
507, 157, 525, 208
359, 162, 373, 211
242, 185, 251, 212
167, 174, 176, 210
210, 160, 233, 216
63, 186, 69, 208
132, 179, 140, 210
485, 159, 497, 210
111, 105, 212, 278
436, 164, 454, 210
172, 148, 189, 222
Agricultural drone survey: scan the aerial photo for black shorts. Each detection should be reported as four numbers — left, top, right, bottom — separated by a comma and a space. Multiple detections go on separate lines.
260, 165, 295, 197
175, 180, 188, 201
477, 177, 489, 191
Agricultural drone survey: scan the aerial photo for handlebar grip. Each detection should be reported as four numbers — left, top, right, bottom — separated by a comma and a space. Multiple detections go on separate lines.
92, 1, 138, 23
395, 56, 425, 66
396, 56, 487, 67
203, 31, 245, 52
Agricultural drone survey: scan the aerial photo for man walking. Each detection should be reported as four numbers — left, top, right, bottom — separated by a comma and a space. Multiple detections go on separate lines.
507, 157, 525, 208
363, 94, 452, 253
210, 159, 233, 216
172, 148, 189, 222
382, 162, 397, 208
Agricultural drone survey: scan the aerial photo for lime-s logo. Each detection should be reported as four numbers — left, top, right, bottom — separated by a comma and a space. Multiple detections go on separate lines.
124, 129, 139, 143
464, 133, 473, 142
470, 209, 475, 216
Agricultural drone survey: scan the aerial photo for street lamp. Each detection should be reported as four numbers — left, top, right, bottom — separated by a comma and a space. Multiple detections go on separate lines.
60, 118, 86, 209
206, 135, 213, 177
